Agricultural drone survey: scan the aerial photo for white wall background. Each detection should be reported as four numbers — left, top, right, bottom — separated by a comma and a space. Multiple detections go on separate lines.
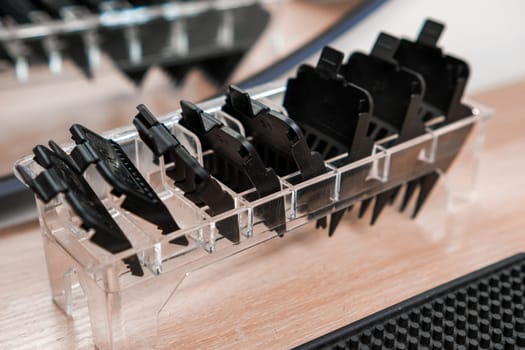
328, 0, 525, 93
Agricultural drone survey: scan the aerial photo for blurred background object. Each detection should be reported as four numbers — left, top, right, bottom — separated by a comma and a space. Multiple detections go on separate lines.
0, 0, 362, 175
0, 0, 370, 229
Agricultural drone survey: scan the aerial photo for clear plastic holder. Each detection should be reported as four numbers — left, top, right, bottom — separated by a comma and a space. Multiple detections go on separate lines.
14, 82, 493, 349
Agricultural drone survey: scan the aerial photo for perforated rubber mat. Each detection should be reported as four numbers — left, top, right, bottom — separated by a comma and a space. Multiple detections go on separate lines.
295, 253, 525, 350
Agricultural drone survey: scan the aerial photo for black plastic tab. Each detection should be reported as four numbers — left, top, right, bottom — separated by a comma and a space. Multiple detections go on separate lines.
133, 104, 240, 244
223, 85, 327, 180
69, 124, 188, 245
370, 32, 399, 64
417, 18, 444, 47
394, 19, 471, 124
16, 143, 143, 276
179, 100, 285, 234
315, 46, 344, 79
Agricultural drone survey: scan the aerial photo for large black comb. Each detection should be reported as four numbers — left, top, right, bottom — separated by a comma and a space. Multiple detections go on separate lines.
283, 46, 374, 235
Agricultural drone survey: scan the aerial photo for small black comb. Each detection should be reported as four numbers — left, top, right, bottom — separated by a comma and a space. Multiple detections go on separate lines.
133, 104, 240, 244
16, 143, 144, 276
69, 124, 188, 246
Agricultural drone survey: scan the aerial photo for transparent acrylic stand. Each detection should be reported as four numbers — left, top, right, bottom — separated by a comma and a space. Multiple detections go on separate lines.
14, 82, 493, 349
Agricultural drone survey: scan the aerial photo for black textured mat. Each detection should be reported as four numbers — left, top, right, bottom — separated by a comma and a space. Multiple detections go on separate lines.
295, 253, 525, 350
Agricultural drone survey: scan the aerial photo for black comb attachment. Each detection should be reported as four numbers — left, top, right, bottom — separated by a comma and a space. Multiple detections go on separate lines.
394, 19, 472, 124
283, 46, 374, 235
223, 85, 327, 180
133, 104, 240, 244
338, 34, 430, 226
179, 100, 285, 234
224, 85, 330, 234
179, 100, 281, 198
16, 142, 143, 276
68, 124, 188, 246
340, 33, 426, 145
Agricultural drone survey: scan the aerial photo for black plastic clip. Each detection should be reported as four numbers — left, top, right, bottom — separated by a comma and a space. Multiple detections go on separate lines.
179, 100, 285, 233
223, 85, 327, 180
394, 19, 472, 124
16, 142, 144, 276
133, 104, 240, 244
69, 124, 188, 246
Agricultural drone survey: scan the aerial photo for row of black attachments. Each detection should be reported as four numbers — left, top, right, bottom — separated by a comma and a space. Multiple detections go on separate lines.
295, 253, 525, 350
223, 85, 329, 232
17, 120, 201, 276
16, 141, 144, 276
18, 18, 473, 277
180, 99, 287, 234
283, 18, 471, 235
0, 0, 269, 85
223, 85, 327, 181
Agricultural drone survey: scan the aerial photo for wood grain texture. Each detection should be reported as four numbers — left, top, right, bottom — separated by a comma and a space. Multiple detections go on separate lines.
1, 80, 525, 349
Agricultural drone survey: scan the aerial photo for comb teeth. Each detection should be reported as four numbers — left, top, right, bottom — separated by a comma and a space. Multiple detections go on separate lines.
401, 178, 420, 213
388, 185, 402, 205
16, 18, 476, 290
328, 208, 348, 237
412, 172, 440, 218
123, 255, 144, 277
325, 174, 441, 235
316, 217, 327, 230
359, 198, 373, 219
398, 172, 442, 219
371, 187, 398, 225
122, 67, 150, 87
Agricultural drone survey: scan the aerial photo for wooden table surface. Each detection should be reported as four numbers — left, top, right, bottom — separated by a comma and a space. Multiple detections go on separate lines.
1, 80, 524, 349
